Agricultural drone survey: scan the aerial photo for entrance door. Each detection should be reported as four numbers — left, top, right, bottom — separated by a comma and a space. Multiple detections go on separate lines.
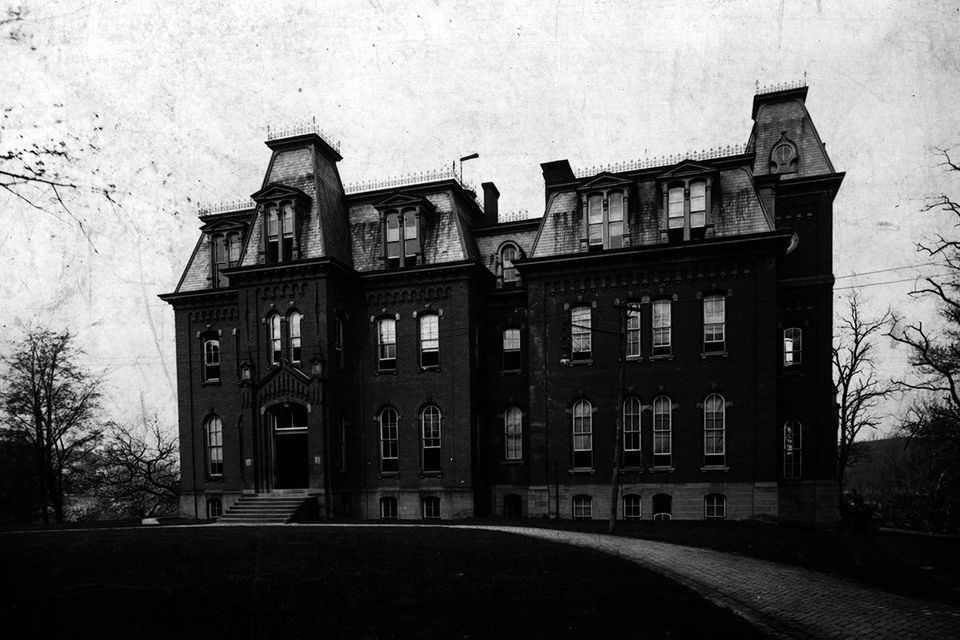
270, 403, 310, 489
275, 432, 308, 488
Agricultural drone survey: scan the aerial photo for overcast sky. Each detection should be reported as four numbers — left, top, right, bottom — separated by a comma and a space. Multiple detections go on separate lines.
3, 0, 959, 435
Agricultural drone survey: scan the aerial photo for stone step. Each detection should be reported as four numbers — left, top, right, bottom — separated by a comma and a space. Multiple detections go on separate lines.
216, 493, 315, 524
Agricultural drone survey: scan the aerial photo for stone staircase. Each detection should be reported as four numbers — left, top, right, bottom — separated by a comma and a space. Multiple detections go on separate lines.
218, 492, 316, 524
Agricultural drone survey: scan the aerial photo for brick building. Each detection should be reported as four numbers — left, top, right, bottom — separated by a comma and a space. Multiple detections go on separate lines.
161, 85, 842, 523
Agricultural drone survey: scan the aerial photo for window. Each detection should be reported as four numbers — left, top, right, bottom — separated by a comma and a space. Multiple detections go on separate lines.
572, 399, 593, 468
334, 317, 344, 368
623, 494, 642, 521
626, 308, 641, 358
419, 314, 439, 369
422, 496, 440, 519
703, 394, 725, 466
380, 497, 397, 519
570, 306, 592, 361
420, 405, 442, 474
504, 406, 522, 461
652, 396, 672, 467
664, 180, 709, 241
690, 182, 706, 228
268, 314, 282, 365
573, 494, 593, 520
704, 493, 726, 520
206, 498, 222, 519
271, 403, 308, 431
784, 420, 802, 479
652, 299, 672, 356
337, 417, 347, 473
623, 397, 642, 467
586, 191, 625, 250
385, 209, 419, 268
205, 416, 223, 477
289, 312, 302, 363
379, 407, 399, 474
378, 318, 397, 371
652, 494, 672, 521
703, 294, 725, 352
266, 202, 295, 263
502, 328, 521, 371
501, 244, 518, 284
668, 187, 684, 229
784, 328, 802, 366
212, 232, 240, 288
203, 338, 220, 382
770, 134, 799, 174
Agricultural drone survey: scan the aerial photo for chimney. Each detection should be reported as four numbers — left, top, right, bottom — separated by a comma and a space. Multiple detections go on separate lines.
481, 182, 500, 223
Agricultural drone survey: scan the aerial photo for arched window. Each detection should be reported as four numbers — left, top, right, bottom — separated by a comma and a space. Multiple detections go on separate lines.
784, 328, 802, 366
652, 299, 672, 356
570, 306, 592, 361
289, 312, 302, 363
504, 406, 523, 460
652, 396, 672, 467
500, 244, 518, 284
652, 494, 672, 521
205, 415, 223, 477
623, 494, 642, 521
203, 337, 220, 382
784, 420, 803, 479
377, 318, 396, 371
704, 394, 726, 466
502, 328, 521, 371
379, 407, 399, 474
573, 494, 593, 520
420, 405, 442, 474
268, 314, 282, 365
703, 294, 725, 352
380, 496, 397, 519
206, 498, 222, 519
770, 134, 799, 174
626, 307, 641, 358
623, 397, 642, 467
572, 399, 593, 468
422, 496, 440, 519
704, 493, 726, 520
419, 314, 439, 369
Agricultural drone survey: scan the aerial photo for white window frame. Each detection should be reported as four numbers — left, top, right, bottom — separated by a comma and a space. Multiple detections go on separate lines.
379, 407, 399, 474
623, 494, 642, 521
289, 311, 302, 364
704, 493, 726, 520
420, 405, 442, 474
206, 498, 223, 519
419, 314, 439, 369
378, 318, 397, 371
504, 406, 523, 461
573, 494, 593, 520
205, 415, 223, 477
380, 496, 397, 519
500, 244, 519, 284
203, 338, 220, 382
652, 299, 672, 355
572, 399, 593, 469
703, 294, 726, 352
422, 496, 440, 519
652, 396, 672, 467
268, 314, 282, 365
585, 190, 625, 250
570, 306, 592, 361
784, 327, 802, 366
703, 393, 726, 465
623, 397, 642, 467
502, 328, 521, 371
626, 308, 641, 358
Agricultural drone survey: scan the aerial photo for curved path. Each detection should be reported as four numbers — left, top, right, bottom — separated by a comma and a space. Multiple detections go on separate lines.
455, 525, 960, 640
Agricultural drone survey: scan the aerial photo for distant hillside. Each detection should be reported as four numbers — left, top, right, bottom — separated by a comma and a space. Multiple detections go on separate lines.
845, 437, 910, 496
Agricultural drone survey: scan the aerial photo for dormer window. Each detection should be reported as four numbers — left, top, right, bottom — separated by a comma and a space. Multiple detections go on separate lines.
499, 243, 520, 286
385, 208, 419, 268
266, 202, 296, 263
211, 232, 241, 288
661, 176, 712, 242
583, 189, 626, 250
250, 183, 309, 266
770, 133, 799, 174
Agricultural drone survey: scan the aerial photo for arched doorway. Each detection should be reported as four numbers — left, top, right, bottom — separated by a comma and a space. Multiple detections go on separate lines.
269, 403, 309, 489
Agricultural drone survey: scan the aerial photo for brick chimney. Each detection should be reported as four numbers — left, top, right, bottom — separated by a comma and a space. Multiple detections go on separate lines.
481, 182, 500, 223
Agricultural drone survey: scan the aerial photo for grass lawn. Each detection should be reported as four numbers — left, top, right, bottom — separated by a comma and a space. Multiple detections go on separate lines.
496, 518, 960, 606
0, 525, 766, 640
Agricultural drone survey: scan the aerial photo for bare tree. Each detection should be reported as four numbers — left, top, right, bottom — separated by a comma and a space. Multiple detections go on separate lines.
97, 418, 180, 518
0, 329, 103, 523
833, 291, 894, 496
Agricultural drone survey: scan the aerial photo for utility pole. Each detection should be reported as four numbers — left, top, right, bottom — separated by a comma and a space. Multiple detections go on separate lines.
608, 300, 628, 533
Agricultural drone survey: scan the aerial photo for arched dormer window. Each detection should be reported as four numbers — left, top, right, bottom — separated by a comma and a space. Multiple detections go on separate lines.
385, 208, 419, 268
499, 243, 520, 286
770, 133, 799, 174
583, 189, 626, 251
